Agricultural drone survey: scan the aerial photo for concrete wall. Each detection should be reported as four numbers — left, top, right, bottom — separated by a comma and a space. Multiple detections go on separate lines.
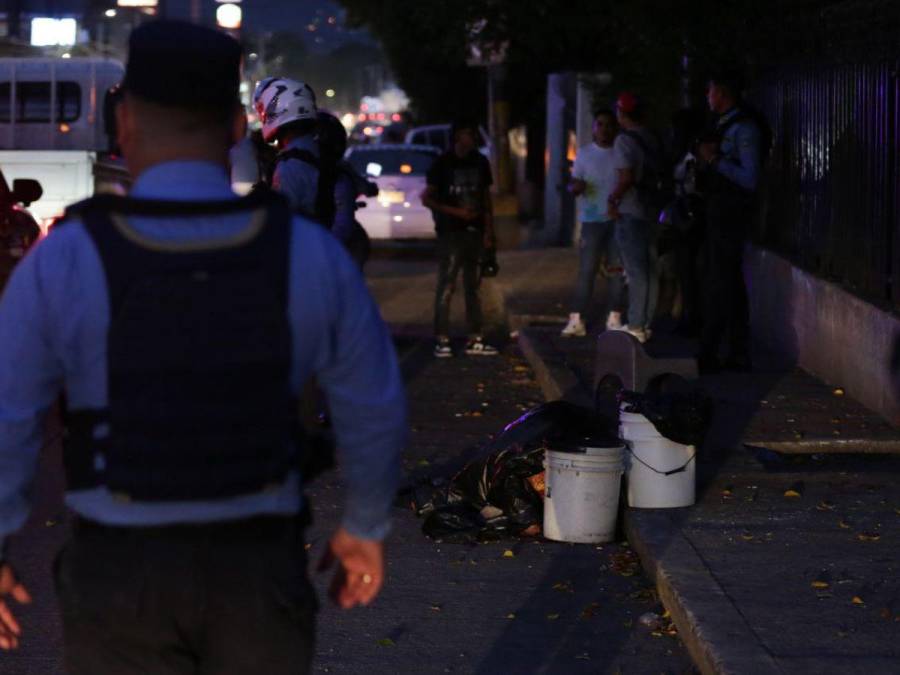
746, 245, 900, 426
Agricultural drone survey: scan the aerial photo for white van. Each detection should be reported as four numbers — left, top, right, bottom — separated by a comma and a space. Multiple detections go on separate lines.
0, 57, 124, 151
0, 58, 127, 227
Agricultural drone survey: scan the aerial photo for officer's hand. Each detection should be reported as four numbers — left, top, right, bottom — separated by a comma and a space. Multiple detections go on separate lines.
483, 230, 496, 249
317, 527, 384, 609
697, 141, 718, 164
0, 563, 31, 650
458, 207, 480, 222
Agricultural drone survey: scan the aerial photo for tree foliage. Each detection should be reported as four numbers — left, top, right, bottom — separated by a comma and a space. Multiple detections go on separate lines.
335, 1, 856, 125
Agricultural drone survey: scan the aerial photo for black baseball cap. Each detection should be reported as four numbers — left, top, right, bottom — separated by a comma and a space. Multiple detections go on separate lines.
122, 20, 242, 108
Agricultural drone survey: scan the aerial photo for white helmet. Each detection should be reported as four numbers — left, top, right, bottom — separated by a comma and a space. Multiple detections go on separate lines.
253, 78, 317, 142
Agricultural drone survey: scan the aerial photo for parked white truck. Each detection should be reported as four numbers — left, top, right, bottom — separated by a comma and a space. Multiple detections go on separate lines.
0, 57, 128, 227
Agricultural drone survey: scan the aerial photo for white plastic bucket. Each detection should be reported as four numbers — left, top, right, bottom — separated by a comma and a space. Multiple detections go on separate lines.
618, 410, 662, 441
624, 437, 696, 508
543, 446, 624, 544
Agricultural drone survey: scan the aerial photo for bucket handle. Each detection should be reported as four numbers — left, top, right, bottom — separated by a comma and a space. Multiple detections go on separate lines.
626, 445, 697, 476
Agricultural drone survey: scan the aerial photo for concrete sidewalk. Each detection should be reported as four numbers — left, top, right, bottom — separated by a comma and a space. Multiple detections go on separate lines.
496, 247, 900, 674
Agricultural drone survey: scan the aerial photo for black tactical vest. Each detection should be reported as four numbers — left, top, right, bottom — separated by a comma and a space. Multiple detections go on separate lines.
61, 191, 299, 501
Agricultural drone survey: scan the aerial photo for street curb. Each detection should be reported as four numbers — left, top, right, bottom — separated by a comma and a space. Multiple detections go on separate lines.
515, 328, 579, 402
514, 326, 780, 675
624, 511, 782, 675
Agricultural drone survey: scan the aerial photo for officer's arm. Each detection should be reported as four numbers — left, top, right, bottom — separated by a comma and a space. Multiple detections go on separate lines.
331, 173, 357, 243
715, 123, 761, 192
0, 244, 63, 647
315, 243, 406, 543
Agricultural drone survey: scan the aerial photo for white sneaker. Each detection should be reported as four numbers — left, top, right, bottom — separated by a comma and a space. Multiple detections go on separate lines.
434, 338, 453, 358
623, 325, 648, 343
560, 313, 586, 337
606, 311, 624, 331
465, 337, 499, 356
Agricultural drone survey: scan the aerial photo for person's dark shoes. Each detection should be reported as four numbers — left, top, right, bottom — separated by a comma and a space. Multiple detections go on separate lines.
697, 354, 721, 375
722, 354, 753, 372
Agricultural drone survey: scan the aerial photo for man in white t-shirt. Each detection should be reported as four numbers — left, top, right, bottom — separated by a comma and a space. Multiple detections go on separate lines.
607, 92, 661, 343
561, 109, 626, 337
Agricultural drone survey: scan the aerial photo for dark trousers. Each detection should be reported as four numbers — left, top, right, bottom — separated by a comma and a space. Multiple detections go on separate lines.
434, 229, 483, 337
55, 515, 316, 675
700, 194, 751, 361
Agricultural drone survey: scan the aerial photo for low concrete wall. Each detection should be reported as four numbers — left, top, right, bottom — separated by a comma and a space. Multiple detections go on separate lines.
746, 245, 900, 426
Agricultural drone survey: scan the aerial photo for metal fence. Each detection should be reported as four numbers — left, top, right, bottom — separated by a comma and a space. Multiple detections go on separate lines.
753, 61, 900, 310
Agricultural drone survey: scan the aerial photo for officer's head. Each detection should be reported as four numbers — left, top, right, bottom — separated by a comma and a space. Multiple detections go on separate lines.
707, 70, 744, 114
451, 119, 479, 157
615, 92, 643, 128
116, 21, 246, 178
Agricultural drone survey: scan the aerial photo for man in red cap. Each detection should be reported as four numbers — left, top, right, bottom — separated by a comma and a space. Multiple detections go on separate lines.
606, 92, 663, 343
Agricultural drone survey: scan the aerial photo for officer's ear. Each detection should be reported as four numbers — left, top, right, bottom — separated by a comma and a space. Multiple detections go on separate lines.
231, 104, 248, 146
115, 95, 134, 159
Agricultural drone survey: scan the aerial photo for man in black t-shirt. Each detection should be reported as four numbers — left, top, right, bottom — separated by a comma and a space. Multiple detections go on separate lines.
422, 120, 497, 358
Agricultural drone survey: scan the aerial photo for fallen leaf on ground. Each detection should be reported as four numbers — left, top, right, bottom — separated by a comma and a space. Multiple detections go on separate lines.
838, 519, 851, 529
817, 501, 836, 511
514, 365, 529, 373
784, 489, 802, 498
430, 604, 442, 612
417, 459, 431, 467
502, 549, 515, 558
580, 602, 601, 619
857, 532, 881, 542
650, 631, 664, 638
546, 613, 560, 620
552, 581, 574, 593
784, 481, 805, 498
377, 638, 396, 647
505, 613, 516, 619
740, 532, 754, 541
833, 387, 845, 396
851, 596, 865, 605
811, 580, 830, 590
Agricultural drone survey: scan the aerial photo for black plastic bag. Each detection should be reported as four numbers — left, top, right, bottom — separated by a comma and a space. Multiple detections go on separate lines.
618, 390, 713, 446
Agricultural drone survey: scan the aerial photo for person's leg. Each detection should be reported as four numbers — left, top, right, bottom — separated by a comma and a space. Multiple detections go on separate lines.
200, 518, 316, 675
56, 525, 197, 675
615, 215, 651, 329
433, 232, 463, 339
460, 230, 484, 337
724, 237, 751, 365
699, 197, 735, 364
572, 221, 603, 316
600, 220, 626, 319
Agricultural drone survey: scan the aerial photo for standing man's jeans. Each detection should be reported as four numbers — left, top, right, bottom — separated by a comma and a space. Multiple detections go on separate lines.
56, 515, 316, 675
700, 193, 751, 362
434, 229, 483, 337
572, 220, 625, 316
615, 215, 653, 328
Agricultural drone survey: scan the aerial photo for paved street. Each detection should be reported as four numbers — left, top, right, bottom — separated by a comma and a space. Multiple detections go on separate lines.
1, 246, 696, 675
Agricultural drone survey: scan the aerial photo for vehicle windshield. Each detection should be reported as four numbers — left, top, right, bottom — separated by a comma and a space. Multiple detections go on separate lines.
348, 149, 436, 177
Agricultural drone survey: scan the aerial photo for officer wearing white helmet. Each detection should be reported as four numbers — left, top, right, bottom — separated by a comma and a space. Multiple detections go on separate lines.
253, 77, 330, 223
0, 21, 405, 672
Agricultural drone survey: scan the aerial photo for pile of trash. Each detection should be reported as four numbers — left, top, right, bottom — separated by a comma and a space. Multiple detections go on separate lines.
404, 401, 616, 543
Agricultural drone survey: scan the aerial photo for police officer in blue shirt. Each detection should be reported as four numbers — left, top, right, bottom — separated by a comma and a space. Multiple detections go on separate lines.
0, 21, 406, 673
253, 77, 329, 223
696, 70, 763, 373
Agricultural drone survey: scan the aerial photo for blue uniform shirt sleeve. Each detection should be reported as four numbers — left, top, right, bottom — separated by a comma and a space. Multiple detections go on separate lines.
273, 158, 319, 216
296, 227, 406, 540
715, 121, 761, 192
0, 241, 66, 553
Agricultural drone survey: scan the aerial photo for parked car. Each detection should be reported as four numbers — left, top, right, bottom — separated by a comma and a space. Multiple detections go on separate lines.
404, 123, 492, 158
344, 144, 440, 239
